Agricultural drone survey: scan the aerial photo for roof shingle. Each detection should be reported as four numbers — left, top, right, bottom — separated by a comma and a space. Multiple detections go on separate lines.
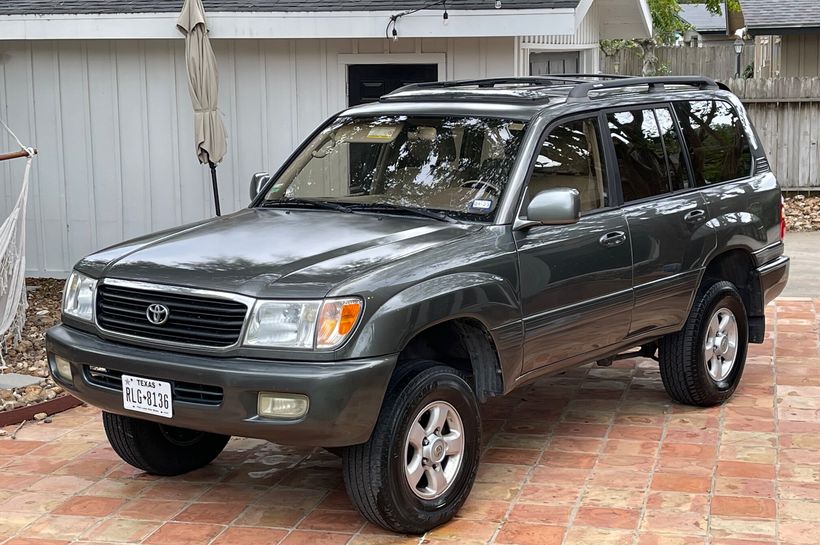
0, 0, 580, 16
679, 3, 726, 33
740, 0, 820, 32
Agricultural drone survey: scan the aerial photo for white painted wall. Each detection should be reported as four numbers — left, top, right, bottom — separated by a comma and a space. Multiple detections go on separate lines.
0, 37, 515, 276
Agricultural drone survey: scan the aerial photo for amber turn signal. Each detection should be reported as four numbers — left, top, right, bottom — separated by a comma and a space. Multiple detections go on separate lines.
316, 298, 363, 348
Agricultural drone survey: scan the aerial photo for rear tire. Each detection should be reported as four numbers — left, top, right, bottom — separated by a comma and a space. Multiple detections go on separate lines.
659, 281, 748, 406
342, 360, 481, 534
102, 412, 230, 476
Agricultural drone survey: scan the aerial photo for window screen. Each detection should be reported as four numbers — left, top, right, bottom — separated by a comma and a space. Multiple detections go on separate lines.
607, 109, 671, 202
673, 100, 753, 186
527, 118, 607, 213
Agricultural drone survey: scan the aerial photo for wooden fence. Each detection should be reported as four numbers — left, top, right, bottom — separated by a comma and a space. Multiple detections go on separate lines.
600, 44, 755, 81
724, 78, 820, 191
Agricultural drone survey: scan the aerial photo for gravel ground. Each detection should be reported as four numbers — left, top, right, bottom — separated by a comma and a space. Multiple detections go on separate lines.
784, 194, 820, 232
0, 278, 64, 411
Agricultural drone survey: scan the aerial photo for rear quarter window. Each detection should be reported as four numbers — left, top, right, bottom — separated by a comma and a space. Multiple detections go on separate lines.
673, 100, 753, 186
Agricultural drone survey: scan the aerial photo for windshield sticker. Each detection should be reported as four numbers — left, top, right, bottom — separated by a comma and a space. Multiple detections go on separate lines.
470, 199, 493, 211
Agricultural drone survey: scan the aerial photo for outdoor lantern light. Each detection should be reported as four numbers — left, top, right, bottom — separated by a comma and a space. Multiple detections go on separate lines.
733, 37, 744, 77
733, 37, 744, 55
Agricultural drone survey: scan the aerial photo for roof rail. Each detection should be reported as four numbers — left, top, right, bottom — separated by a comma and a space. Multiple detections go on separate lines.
387, 74, 629, 96
388, 78, 573, 95
567, 76, 721, 99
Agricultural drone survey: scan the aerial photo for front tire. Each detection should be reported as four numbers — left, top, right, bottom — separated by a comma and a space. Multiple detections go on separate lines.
102, 412, 230, 476
659, 280, 749, 406
342, 361, 481, 534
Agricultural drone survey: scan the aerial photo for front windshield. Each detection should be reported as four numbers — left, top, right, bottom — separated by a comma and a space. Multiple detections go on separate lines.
260, 115, 527, 221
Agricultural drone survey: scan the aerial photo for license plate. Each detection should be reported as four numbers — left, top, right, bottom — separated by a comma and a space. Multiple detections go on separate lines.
122, 374, 173, 418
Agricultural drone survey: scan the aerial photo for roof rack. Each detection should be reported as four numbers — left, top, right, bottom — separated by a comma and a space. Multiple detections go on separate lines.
379, 75, 729, 104
567, 76, 723, 99
386, 74, 628, 96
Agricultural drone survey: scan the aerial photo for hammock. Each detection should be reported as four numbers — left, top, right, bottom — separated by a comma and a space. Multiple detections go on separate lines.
0, 120, 36, 366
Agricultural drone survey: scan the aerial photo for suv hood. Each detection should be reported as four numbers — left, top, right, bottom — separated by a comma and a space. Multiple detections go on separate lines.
79, 208, 476, 298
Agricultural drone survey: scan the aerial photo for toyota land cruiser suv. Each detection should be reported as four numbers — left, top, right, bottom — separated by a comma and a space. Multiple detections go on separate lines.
47, 75, 789, 534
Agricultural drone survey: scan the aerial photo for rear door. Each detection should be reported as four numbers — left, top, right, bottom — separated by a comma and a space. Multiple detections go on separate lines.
515, 114, 633, 374
604, 106, 717, 337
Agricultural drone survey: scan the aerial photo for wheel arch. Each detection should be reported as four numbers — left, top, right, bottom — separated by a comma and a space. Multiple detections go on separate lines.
346, 272, 522, 402
699, 248, 764, 342
397, 317, 505, 403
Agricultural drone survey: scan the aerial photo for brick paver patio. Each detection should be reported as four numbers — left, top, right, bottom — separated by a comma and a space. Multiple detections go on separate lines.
1, 298, 818, 545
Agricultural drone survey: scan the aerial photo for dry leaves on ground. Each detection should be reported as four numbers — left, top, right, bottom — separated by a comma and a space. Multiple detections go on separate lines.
0, 278, 64, 411
784, 194, 820, 232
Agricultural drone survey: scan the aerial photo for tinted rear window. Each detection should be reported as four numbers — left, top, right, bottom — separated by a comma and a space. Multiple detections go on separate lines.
607, 109, 671, 202
673, 100, 753, 185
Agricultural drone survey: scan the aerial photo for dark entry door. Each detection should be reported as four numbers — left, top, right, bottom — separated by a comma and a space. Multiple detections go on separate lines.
348, 64, 438, 106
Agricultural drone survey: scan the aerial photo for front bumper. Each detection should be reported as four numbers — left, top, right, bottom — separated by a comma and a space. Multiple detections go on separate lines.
46, 324, 397, 447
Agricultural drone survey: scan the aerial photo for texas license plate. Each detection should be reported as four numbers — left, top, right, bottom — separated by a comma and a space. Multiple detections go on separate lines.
122, 374, 173, 418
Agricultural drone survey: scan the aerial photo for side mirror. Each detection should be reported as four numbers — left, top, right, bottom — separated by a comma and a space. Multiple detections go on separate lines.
250, 172, 270, 201
525, 187, 581, 226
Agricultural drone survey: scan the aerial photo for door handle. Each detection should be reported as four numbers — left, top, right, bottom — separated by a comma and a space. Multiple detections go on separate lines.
599, 231, 627, 248
684, 209, 707, 224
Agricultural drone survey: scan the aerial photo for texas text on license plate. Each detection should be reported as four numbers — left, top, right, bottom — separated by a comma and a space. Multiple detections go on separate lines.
122, 374, 173, 418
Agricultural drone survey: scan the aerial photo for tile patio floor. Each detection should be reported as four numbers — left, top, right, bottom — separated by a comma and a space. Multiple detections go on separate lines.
1, 298, 818, 545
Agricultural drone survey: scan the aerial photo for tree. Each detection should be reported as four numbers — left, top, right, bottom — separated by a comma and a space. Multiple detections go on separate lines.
601, 0, 742, 74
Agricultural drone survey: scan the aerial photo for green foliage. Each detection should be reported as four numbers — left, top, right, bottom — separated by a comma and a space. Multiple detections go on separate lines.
679, 0, 740, 13
648, 0, 688, 45
601, 0, 742, 54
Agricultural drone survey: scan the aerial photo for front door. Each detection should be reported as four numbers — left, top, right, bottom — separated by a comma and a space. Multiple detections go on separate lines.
348, 64, 438, 106
515, 114, 633, 374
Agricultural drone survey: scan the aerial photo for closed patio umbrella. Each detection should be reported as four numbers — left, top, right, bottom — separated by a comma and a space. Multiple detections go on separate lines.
177, 0, 227, 216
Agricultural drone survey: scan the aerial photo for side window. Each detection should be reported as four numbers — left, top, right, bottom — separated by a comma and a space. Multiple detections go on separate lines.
607, 109, 671, 202
673, 100, 753, 186
527, 118, 607, 213
655, 107, 689, 191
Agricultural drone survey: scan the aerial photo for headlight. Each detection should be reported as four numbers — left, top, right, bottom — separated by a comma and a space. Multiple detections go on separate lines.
244, 297, 362, 349
62, 271, 97, 322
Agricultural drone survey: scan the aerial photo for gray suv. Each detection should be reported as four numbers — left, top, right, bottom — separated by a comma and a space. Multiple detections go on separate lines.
47, 75, 789, 533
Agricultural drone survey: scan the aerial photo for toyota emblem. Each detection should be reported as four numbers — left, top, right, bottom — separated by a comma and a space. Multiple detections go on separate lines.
146, 303, 170, 325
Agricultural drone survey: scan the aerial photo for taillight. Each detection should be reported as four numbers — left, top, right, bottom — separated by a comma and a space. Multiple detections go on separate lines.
779, 196, 787, 240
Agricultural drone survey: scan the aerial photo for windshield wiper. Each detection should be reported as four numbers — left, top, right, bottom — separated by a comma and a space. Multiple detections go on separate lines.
261, 197, 353, 213
349, 203, 457, 223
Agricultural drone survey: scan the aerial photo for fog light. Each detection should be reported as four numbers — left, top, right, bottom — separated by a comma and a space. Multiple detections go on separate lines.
53, 355, 72, 381
257, 393, 309, 419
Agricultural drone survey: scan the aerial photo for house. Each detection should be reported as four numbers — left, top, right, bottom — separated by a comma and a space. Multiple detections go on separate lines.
678, 3, 730, 47
741, 0, 820, 77
0, 0, 650, 276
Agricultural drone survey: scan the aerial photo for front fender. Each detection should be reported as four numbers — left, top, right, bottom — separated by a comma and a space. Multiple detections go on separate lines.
346, 272, 522, 365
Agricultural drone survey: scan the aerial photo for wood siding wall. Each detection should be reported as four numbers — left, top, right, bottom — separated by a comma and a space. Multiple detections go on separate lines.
0, 37, 515, 276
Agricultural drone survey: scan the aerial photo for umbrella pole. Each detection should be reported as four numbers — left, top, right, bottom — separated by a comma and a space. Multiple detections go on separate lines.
209, 161, 221, 216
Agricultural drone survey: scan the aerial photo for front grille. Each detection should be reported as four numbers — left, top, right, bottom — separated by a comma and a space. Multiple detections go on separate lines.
96, 284, 248, 348
84, 366, 224, 406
